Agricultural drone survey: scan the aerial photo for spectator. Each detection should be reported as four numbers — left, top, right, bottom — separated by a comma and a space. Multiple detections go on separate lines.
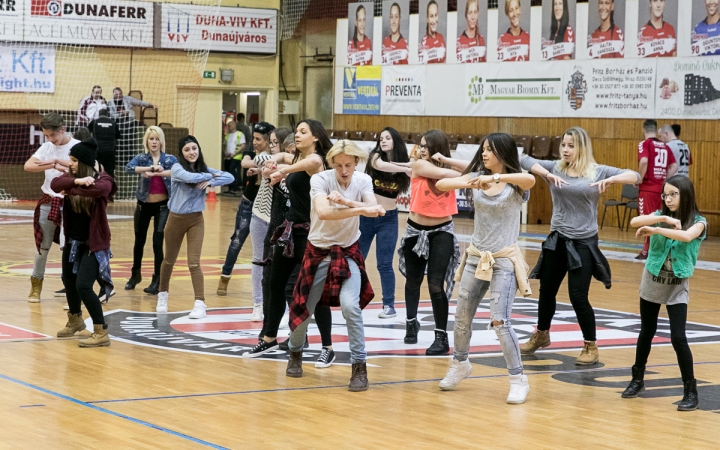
660, 124, 691, 177
236, 113, 253, 152
77, 85, 107, 127
88, 109, 121, 180
224, 120, 246, 194
107, 87, 155, 123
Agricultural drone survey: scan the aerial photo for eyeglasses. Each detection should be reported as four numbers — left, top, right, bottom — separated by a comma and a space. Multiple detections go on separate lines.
418, 144, 428, 150
661, 192, 680, 201
269, 141, 278, 147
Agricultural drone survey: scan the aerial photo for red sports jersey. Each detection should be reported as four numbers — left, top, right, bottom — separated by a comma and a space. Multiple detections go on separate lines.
498, 29, 530, 61
382, 35, 409, 65
419, 33, 446, 64
638, 138, 677, 193
456, 31, 486, 63
544, 25, 575, 60
588, 26, 624, 58
637, 21, 676, 57
348, 37, 373, 66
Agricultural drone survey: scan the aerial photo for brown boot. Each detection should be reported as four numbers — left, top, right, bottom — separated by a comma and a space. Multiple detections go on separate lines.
349, 362, 369, 392
57, 312, 86, 338
286, 350, 303, 378
576, 341, 599, 365
216, 275, 231, 296
28, 276, 43, 303
520, 329, 550, 354
78, 324, 110, 348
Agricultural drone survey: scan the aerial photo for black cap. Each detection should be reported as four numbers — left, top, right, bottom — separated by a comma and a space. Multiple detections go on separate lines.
253, 122, 275, 136
178, 135, 200, 153
70, 138, 98, 168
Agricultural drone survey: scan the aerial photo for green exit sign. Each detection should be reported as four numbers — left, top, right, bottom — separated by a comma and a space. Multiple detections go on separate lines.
203, 71, 216, 79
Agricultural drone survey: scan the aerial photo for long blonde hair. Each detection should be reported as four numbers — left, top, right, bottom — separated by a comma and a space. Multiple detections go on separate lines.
143, 126, 166, 153
70, 160, 96, 215
555, 126, 597, 180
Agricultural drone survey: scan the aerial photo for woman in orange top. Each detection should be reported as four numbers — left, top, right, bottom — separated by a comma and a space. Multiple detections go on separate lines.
397, 130, 461, 355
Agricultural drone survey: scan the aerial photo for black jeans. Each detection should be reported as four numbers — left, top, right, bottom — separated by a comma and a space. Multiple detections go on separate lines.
132, 200, 169, 276
635, 299, 694, 381
537, 237, 597, 341
62, 245, 105, 325
229, 159, 242, 191
402, 222, 455, 331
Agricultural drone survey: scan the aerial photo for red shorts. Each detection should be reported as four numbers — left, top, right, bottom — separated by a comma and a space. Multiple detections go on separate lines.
638, 190, 662, 216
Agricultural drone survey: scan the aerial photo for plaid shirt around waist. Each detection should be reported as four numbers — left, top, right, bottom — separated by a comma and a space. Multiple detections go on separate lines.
34, 194, 62, 254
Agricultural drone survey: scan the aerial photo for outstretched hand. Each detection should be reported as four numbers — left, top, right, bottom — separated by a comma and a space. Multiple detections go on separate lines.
546, 173, 568, 188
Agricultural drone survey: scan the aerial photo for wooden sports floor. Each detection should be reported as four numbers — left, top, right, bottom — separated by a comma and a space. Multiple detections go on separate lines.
1, 196, 719, 449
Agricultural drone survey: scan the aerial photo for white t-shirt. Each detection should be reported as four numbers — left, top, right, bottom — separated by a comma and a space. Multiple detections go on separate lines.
33, 138, 79, 198
309, 170, 374, 249
225, 131, 246, 158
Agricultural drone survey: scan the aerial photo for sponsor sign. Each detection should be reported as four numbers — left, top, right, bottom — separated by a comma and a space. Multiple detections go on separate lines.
342, 65, 381, 115
0, 43, 54, 92
159, 4, 276, 54
380, 64, 425, 115
656, 56, 720, 119
22, 0, 154, 47
0, 0, 23, 41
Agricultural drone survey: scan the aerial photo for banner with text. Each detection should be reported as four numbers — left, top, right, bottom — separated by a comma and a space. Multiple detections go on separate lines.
0, 43, 55, 92
656, 57, 720, 119
159, 4, 276, 54
381, 64, 425, 115
342, 66, 381, 115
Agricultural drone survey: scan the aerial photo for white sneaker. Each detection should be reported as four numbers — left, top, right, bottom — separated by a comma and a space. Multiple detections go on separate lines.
99, 289, 116, 303
378, 305, 397, 319
188, 300, 207, 319
156, 292, 168, 313
63, 304, 69, 310
439, 359, 473, 391
279, 312, 290, 329
507, 374, 530, 404
250, 304, 263, 322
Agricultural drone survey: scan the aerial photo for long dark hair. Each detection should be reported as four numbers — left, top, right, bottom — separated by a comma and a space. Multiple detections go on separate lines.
462, 133, 525, 197
178, 136, 208, 173
550, 0, 569, 44
293, 119, 332, 169
365, 127, 410, 193
353, 5, 366, 46
661, 175, 701, 231
426, 0, 438, 36
70, 159, 97, 215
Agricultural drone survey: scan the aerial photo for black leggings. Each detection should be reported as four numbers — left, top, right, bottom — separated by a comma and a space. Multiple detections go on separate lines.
62, 245, 105, 325
263, 230, 333, 344
132, 200, 168, 276
537, 239, 597, 341
634, 299, 694, 382
403, 220, 454, 331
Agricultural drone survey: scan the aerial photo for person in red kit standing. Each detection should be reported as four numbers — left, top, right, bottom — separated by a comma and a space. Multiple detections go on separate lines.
637, 119, 677, 260
382, 2, 409, 64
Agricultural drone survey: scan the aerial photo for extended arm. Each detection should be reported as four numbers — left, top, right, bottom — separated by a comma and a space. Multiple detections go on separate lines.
171, 164, 213, 184
240, 154, 256, 169
371, 155, 412, 175
636, 222, 705, 243
432, 154, 471, 172
412, 159, 461, 180
207, 168, 235, 187
589, 169, 641, 193
313, 194, 384, 221
328, 191, 378, 209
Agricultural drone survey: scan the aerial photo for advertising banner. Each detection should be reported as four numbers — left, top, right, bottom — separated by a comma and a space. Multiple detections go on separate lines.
381, 0, 409, 65
0, 43, 55, 92
381, 64, 425, 115
342, 65, 381, 115
541, 0, 576, 61
160, 4, 276, 54
586, 0, 625, 59
656, 56, 720, 119
24, 0, 154, 47
0, 0, 23, 41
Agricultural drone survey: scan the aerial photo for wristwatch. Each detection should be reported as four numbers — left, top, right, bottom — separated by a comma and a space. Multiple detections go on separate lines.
493, 173, 500, 184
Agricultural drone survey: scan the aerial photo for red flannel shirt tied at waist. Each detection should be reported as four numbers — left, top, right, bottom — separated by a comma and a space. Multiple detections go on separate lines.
34, 194, 63, 254
289, 241, 374, 331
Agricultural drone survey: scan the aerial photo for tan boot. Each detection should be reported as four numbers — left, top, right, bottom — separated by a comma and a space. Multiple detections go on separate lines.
216, 275, 231, 296
286, 350, 303, 378
78, 324, 110, 348
57, 312, 86, 338
576, 341, 599, 365
349, 362, 369, 392
520, 329, 550, 355
28, 276, 43, 302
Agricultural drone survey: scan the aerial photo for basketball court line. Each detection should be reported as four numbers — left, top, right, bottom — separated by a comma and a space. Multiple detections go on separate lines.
0, 373, 229, 450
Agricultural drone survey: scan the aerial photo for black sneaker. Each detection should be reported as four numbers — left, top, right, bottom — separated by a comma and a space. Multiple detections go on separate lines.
242, 339, 278, 358
315, 347, 336, 368
54, 288, 66, 297
279, 334, 309, 351
426, 330, 450, 355
404, 318, 421, 344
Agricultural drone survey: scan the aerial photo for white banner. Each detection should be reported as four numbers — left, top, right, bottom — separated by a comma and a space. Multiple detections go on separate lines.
0, 0, 22, 41
159, 4, 277, 54
381, 65, 425, 115
541, 42, 575, 60
0, 43, 55, 92
23, 0, 154, 47
656, 57, 720, 119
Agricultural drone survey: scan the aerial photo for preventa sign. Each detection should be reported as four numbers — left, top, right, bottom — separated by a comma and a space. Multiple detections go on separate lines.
0, 43, 55, 92
23, 0, 154, 47
159, 4, 277, 54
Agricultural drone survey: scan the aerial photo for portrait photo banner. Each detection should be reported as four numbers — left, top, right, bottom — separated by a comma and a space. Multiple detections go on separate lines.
347, 2, 374, 66
381, 0, 410, 65
381, 64, 426, 115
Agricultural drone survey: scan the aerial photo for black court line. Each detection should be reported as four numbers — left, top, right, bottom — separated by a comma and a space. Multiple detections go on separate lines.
0, 373, 229, 450
85, 361, 720, 405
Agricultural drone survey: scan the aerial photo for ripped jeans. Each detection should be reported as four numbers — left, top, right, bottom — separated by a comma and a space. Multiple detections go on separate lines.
454, 262, 523, 375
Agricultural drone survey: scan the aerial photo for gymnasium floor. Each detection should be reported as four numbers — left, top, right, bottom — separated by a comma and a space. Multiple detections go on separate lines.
1, 196, 719, 449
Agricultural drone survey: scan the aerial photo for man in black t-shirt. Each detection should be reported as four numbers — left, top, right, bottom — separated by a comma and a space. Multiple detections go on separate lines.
88, 108, 121, 179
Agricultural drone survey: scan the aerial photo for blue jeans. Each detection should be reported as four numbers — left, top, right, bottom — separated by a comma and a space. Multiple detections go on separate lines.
289, 256, 366, 364
221, 198, 252, 276
359, 209, 398, 308
454, 262, 523, 376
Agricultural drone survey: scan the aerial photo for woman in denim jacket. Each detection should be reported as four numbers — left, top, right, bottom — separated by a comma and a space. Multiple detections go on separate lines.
125, 126, 177, 294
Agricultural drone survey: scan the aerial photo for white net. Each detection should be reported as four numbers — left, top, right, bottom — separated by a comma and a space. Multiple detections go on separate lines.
0, 0, 221, 201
